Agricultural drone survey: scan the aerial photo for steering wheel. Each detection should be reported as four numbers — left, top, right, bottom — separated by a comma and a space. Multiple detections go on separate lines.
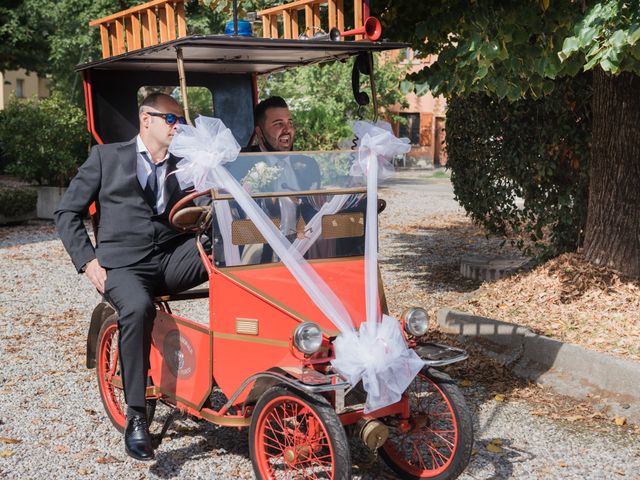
168, 190, 213, 233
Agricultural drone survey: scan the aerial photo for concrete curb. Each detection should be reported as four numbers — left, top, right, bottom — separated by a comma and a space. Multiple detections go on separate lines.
437, 308, 640, 425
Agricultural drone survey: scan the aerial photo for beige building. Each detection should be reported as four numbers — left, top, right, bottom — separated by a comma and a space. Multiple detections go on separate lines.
1, 69, 50, 109
387, 49, 447, 167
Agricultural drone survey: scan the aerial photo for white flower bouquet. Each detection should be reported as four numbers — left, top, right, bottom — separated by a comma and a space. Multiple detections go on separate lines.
242, 161, 283, 192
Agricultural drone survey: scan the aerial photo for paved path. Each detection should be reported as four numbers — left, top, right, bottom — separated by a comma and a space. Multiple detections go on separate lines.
0, 171, 638, 479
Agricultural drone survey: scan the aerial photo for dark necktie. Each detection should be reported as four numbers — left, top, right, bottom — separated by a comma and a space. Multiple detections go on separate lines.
142, 153, 166, 214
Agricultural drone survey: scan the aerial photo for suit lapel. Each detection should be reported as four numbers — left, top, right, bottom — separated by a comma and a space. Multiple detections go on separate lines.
118, 138, 147, 200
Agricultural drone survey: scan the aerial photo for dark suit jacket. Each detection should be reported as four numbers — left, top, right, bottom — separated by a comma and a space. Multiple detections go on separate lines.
55, 138, 187, 272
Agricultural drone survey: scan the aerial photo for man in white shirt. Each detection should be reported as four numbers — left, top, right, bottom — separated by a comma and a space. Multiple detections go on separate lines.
55, 93, 206, 461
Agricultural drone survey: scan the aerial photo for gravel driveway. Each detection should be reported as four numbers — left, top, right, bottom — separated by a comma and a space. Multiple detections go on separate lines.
1, 170, 639, 479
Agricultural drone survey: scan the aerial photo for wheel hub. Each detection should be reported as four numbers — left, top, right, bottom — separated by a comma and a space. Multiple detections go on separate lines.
284, 449, 296, 463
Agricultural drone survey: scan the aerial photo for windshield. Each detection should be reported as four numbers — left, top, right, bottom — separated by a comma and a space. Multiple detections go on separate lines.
211, 192, 367, 267
220, 150, 370, 197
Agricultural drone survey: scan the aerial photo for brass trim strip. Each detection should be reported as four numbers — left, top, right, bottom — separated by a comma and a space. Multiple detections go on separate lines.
218, 255, 364, 273
213, 331, 289, 347
213, 187, 366, 200
158, 390, 202, 411
237, 148, 355, 156
220, 273, 313, 323
200, 409, 252, 427
158, 312, 210, 335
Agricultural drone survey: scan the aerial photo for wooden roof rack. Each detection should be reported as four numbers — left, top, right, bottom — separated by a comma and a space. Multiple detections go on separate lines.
89, 0, 187, 59
258, 0, 369, 40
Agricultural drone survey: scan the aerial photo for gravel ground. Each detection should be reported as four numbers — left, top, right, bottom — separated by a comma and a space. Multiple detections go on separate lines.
1, 170, 639, 479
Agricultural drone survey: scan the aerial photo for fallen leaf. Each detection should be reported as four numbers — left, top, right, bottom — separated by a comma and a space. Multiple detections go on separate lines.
486, 443, 503, 454
0, 437, 20, 444
559, 463, 568, 468
566, 415, 584, 422
78, 468, 91, 475
614, 417, 627, 426
490, 438, 503, 446
494, 394, 506, 402
96, 455, 121, 464
0, 450, 14, 458
460, 379, 472, 387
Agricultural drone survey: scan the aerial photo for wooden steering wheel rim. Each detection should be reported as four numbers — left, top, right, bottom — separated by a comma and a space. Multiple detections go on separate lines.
168, 190, 213, 231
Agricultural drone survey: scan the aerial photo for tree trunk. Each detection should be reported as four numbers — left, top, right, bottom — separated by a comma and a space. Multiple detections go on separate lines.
583, 69, 640, 278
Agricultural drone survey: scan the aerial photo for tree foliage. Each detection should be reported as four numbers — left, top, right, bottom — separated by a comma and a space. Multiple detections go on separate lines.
446, 75, 591, 258
1, 0, 235, 104
381, 0, 640, 277
0, 186, 37, 218
380, 0, 640, 100
0, 0, 52, 73
261, 56, 409, 150
0, 93, 89, 186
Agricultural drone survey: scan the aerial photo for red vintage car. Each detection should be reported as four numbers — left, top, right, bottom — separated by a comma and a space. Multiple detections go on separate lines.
81, 1, 473, 478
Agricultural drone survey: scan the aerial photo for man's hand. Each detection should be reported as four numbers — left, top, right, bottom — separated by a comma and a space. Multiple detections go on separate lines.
84, 258, 107, 294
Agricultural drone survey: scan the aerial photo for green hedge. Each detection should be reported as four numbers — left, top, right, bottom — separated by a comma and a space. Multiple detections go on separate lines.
0, 93, 88, 187
0, 186, 37, 218
445, 75, 592, 259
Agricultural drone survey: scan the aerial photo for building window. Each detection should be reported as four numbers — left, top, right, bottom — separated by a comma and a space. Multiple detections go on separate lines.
399, 113, 420, 145
15, 79, 25, 98
398, 48, 416, 64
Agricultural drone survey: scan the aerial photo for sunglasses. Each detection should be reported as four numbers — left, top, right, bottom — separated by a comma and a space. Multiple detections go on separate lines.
146, 111, 187, 125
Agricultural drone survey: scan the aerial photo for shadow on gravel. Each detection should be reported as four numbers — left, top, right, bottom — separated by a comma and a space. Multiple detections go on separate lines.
0, 221, 59, 248
380, 228, 486, 294
149, 418, 249, 478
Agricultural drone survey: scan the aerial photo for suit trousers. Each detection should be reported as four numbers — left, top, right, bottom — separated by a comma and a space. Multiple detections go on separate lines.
103, 236, 207, 408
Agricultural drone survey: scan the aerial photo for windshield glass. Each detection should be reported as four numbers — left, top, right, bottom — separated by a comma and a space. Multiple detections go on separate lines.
220, 150, 370, 197
211, 192, 367, 267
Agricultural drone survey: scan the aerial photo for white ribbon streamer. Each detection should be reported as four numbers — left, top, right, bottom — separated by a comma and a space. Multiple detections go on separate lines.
170, 116, 423, 412
331, 121, 422, 412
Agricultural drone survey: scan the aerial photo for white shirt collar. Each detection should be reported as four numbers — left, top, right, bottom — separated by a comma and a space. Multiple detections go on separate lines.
136, 135, 170, 163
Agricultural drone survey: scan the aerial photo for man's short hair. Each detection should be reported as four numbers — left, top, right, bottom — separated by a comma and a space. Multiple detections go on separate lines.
139, 92, 177, 113
254, 96, 289, 127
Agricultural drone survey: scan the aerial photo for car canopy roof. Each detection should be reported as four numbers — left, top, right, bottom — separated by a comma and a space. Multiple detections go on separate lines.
76, 35, 406, 74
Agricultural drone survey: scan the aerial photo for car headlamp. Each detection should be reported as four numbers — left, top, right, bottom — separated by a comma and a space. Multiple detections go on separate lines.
402, 307, 430, 337
293, 322, 323, 354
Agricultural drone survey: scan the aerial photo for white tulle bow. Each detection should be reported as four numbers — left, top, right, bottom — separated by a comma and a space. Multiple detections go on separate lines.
332, 315, 425, 411
350, 120, 411, 179
169, 116, 241, 191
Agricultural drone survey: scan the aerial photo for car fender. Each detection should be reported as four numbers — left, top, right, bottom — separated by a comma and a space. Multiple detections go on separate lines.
86, 302, 117, 368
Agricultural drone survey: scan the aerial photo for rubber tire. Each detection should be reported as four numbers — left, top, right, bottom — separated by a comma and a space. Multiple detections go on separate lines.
96, 315, 156, 433
249, 385, 351, 480
379, 368, 474, 480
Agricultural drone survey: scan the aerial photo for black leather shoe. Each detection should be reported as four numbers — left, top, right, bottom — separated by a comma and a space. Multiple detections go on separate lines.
124, 414, 154, 461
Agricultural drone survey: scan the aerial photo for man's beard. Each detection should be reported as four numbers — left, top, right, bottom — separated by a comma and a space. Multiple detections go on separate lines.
262, 135, 293, 152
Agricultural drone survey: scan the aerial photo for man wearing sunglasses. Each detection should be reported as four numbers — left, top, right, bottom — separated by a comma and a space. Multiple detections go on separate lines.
55, 93, 206, 461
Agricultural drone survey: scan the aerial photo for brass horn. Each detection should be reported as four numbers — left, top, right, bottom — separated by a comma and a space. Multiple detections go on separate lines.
341, 16, 382, 41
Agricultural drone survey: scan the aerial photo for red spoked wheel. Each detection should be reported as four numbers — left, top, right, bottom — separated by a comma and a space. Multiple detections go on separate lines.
249, 385, 350, 480
380, 369, 473, 480
96, 316, 155, 432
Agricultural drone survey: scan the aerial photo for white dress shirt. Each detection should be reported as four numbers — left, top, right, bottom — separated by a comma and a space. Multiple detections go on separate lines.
136, 135, 170, 214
